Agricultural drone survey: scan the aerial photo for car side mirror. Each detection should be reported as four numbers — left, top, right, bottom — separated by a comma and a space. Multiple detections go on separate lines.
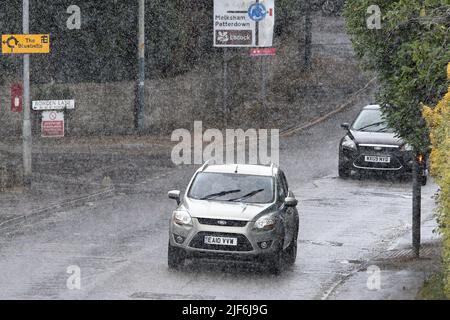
284, 196, 298, 207
168, 190, 181, 205
341, 123, 350, 131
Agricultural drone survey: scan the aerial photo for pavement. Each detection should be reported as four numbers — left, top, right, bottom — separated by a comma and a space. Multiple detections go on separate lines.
328, 217, 442, 300
0, 89, 442, 300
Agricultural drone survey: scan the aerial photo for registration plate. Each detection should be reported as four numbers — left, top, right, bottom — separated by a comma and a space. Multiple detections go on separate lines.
365, 155, 391, 163
204, 236, 238, 246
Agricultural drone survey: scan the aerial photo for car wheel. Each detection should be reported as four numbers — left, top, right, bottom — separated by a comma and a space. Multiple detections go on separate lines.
338, 164, 350, 178
168, 243, 186, 270
266, 244, 283, 275
420, 175, 427, 186
285, 228, 298, 266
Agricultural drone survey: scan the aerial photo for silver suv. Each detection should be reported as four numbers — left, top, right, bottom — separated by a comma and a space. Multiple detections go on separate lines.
167, 162, 299, 274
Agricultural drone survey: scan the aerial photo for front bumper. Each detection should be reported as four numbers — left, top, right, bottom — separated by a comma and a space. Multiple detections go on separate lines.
169, 217, 282, 260
340, 145, 414, 173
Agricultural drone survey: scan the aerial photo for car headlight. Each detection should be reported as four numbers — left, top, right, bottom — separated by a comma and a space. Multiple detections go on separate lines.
254, 214, 276, 231
173, 210, 192, 226
400, 143, 413, 152
341, 135, 357, 150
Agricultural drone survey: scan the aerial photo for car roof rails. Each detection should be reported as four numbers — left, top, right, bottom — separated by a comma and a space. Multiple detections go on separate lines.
268, 162, 278, 176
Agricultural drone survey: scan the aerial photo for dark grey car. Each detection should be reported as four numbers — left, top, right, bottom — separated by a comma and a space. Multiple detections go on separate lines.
167, 163, 299, 274
338, 105, 427, 185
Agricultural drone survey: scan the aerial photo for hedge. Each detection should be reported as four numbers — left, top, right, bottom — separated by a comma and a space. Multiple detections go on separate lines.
423, 62, 450, 298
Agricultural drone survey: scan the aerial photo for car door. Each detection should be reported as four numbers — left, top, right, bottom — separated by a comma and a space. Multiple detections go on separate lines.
276, 172, 293, 249
279, 171, 296, 247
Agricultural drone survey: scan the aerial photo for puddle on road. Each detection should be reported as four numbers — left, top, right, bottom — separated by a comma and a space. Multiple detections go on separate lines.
300, 240, 344, 247
350, 190, 411, 199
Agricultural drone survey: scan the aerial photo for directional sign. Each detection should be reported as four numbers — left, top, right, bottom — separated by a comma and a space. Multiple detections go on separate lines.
41, 111, 64, 138
1, 34, 50, 54
32, 100, 75, 111
248, 3, 267, 22
214, 0, 275, 47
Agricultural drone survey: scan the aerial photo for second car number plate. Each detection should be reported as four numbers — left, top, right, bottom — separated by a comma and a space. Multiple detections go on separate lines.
204, 236, 238, 246
365, 155, 391, 163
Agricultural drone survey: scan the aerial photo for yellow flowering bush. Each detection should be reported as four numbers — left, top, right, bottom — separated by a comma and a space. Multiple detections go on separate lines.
423, 62, 450, 298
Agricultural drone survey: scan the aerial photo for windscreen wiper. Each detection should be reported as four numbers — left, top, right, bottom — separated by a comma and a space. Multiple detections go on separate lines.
228, 189, 265, 202
375, 126, 390, 132
200, 189, 241, 200
356, 121, 385, 132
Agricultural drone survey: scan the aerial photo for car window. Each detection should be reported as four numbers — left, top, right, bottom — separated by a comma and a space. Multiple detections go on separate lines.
277, 176, 287, 201
352, 109, 395, 133
279, 171, 289, 193
188, 172, 275, 204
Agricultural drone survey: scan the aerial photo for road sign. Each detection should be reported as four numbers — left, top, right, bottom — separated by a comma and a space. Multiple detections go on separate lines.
248, 3, 267, 22
41, 111, 64, 138
32, 100, 75, 111
1, 34, 50, 54
214, 0, 275, 47
250, 47, 276, 56
11, 84, 23, 113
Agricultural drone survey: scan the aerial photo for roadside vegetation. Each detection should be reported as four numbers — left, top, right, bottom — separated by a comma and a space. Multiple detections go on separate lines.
343, 0, 450, 299
423, 63, 450, 299
418, 272, 448, 300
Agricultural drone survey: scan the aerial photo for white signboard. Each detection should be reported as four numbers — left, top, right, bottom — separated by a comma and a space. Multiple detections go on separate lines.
32, 99, 75, 111
214, 0, 275, 47
41, 111, 64, 137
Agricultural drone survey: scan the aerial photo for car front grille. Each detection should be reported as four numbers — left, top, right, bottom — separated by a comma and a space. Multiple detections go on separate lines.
189, 232, 253, 252
353, 154, 403, 170
351, 145, 404, 170
197, 218, 248, 227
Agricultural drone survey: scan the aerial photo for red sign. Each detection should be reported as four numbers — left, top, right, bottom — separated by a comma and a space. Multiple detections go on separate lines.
42, 121, 64, 137
250, 48, 277, 57
41, 111, 64, 137
11, 84, 23, 113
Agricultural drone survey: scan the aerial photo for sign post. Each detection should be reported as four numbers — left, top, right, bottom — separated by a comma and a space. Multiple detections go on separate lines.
135, 0, 145, 131
1, 0, 52, 187
22, 0, 32, 187
214, 0, 275, 125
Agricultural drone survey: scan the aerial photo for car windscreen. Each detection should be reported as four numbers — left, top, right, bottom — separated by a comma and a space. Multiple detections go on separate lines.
352, 109, 395, 133
188, 172, 275, 204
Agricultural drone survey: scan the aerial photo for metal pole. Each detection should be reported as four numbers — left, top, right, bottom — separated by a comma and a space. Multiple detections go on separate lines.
22, 0, 32, 187
135, 0, 145, 131
260, 55, 266, 106
303, 0, 312, 70
222, 49, 228, 128
412, 154, 422, 257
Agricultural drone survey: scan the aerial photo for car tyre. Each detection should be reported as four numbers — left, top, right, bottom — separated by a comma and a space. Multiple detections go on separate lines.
420, 175, 427, 186
266, 244, 283, 275
338, 164, 350, 178
168, 243, 186, 270
285, 228, 298, 266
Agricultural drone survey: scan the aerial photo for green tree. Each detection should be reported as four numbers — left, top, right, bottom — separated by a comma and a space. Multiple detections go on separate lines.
343, 0, 450, 151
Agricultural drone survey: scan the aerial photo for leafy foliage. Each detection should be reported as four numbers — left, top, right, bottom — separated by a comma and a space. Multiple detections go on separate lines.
423, 63, 450, 298
343, 0, 450, 151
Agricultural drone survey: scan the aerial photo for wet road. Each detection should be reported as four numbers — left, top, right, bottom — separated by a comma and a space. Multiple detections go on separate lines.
0, 96, 438, 299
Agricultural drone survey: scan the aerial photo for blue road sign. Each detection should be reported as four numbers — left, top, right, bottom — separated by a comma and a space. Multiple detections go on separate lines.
248, 3, 267, 22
